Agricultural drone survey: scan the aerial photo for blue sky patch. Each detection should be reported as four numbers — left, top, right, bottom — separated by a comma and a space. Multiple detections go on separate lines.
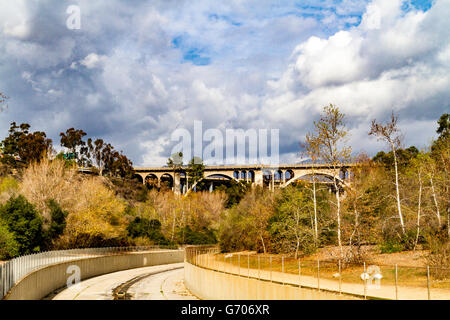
208, 14, 242, 26
402, 0, 434, 12
411, 0, 434, 11
172, 35, 212, 66
183, 49, 211, 66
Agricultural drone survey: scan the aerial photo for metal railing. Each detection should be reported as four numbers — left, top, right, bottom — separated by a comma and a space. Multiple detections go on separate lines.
0, 245, 178, 299
186, 247, 450, 300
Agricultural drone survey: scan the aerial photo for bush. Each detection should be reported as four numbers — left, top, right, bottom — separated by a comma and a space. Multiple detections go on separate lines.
127, 217, 169, 245
179, 225, 216, 245
62, 177, 128, 248
0, 176, 19, 193
426, 227, 450, 279
0, 195, 43, 255
0, 221, 20, 259
19, 158, 79, 226
47, 200, 68, 238
108, 176, 148, 203
380, 239, 404, 254
380, 229, 417, 253
42, 199, 69, 249
0, 176, 19, 205
215, 181, 251, 208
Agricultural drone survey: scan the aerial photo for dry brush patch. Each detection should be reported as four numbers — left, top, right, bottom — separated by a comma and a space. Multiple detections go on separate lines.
61, 177, 128, 247
18, 158, 128, 247
19, 158, 80, 226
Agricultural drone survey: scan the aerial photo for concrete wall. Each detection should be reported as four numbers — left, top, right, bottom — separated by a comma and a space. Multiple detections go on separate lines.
5, 250, 184, 300
184, 262, 357, 300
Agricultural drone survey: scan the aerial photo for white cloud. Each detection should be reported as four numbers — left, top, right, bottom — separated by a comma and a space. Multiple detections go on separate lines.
0, 0, 31, 39
262, 0, 449, 155
0, 0, 447, 165
80, 53, 107, 69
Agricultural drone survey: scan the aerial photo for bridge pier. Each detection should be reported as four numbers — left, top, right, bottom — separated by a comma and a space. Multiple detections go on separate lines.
254, 170, 263, 188
134, 164, 354, 193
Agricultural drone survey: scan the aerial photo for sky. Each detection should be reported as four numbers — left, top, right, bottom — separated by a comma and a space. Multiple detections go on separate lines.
0, 0, 448, 166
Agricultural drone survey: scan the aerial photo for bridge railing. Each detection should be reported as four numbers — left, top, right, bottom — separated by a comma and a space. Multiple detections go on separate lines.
186, 247, 450, 300
0, 245, 178, 299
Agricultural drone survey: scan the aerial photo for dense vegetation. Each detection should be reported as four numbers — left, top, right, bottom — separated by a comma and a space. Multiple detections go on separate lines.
218, 110, 449, 269
0, 95, 448, 274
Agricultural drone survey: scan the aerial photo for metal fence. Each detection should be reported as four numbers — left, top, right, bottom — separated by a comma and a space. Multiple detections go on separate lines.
0, 245, 178, 299
186, 247, 450, 300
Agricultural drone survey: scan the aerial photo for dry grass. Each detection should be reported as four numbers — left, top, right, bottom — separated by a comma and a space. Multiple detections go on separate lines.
19, 158, 80, 226
18, 158, 128, 247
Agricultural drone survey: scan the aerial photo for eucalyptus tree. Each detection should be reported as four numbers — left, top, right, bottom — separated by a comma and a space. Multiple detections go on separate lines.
60, 128, 88, 166
1, 122, 52, 167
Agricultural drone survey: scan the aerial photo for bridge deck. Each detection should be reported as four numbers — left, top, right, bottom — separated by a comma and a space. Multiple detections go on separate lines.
134, 163, 356, 172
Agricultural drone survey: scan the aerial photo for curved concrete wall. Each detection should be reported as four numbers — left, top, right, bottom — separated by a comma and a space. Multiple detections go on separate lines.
184, 262, 357, 300
5, 250, 184, 300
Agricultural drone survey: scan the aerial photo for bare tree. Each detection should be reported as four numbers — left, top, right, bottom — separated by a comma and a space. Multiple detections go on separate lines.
369, 112, 406, 235
308, 104, 352, 259
408, 153, 426, 249
301, 137, 321, 244
426, 158, 442, 228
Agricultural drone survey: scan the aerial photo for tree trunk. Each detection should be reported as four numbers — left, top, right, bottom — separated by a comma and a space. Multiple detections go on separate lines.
349, 201, 359, 248
171, 207, 176, 243
259, 235, 266, 254
392, 145, 406, 235
448, 210, 450, 238
313, 177, 318, 244
430, 177, 441, 228
335, 178, 343, 259
414, 171, 422, 251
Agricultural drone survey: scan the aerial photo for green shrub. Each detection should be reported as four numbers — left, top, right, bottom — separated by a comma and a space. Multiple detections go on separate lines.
0, 176, 19, 193
380, 239, 404, 254
127, 217, 169, 245
42, 199, 69, 249
47, 199, 68, 238
0, 195, 43, 255
215, 181, 251, 208
426, 227, 450, 279
179, 225, 216, 245
0, 221, 20, 259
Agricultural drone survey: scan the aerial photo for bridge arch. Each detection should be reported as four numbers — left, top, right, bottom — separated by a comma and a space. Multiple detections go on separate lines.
144, 173, 159, 188
185, 173, 241, 195
285, 169, 294, 181
160, 173, 174, 190
206, 173, 236, 181
248, 170, 255, 183
284, 172, 345, 188
133, 174, 144, 184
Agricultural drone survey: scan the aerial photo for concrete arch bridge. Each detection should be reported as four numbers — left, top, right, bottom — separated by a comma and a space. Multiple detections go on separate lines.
133, 163, 355, 195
